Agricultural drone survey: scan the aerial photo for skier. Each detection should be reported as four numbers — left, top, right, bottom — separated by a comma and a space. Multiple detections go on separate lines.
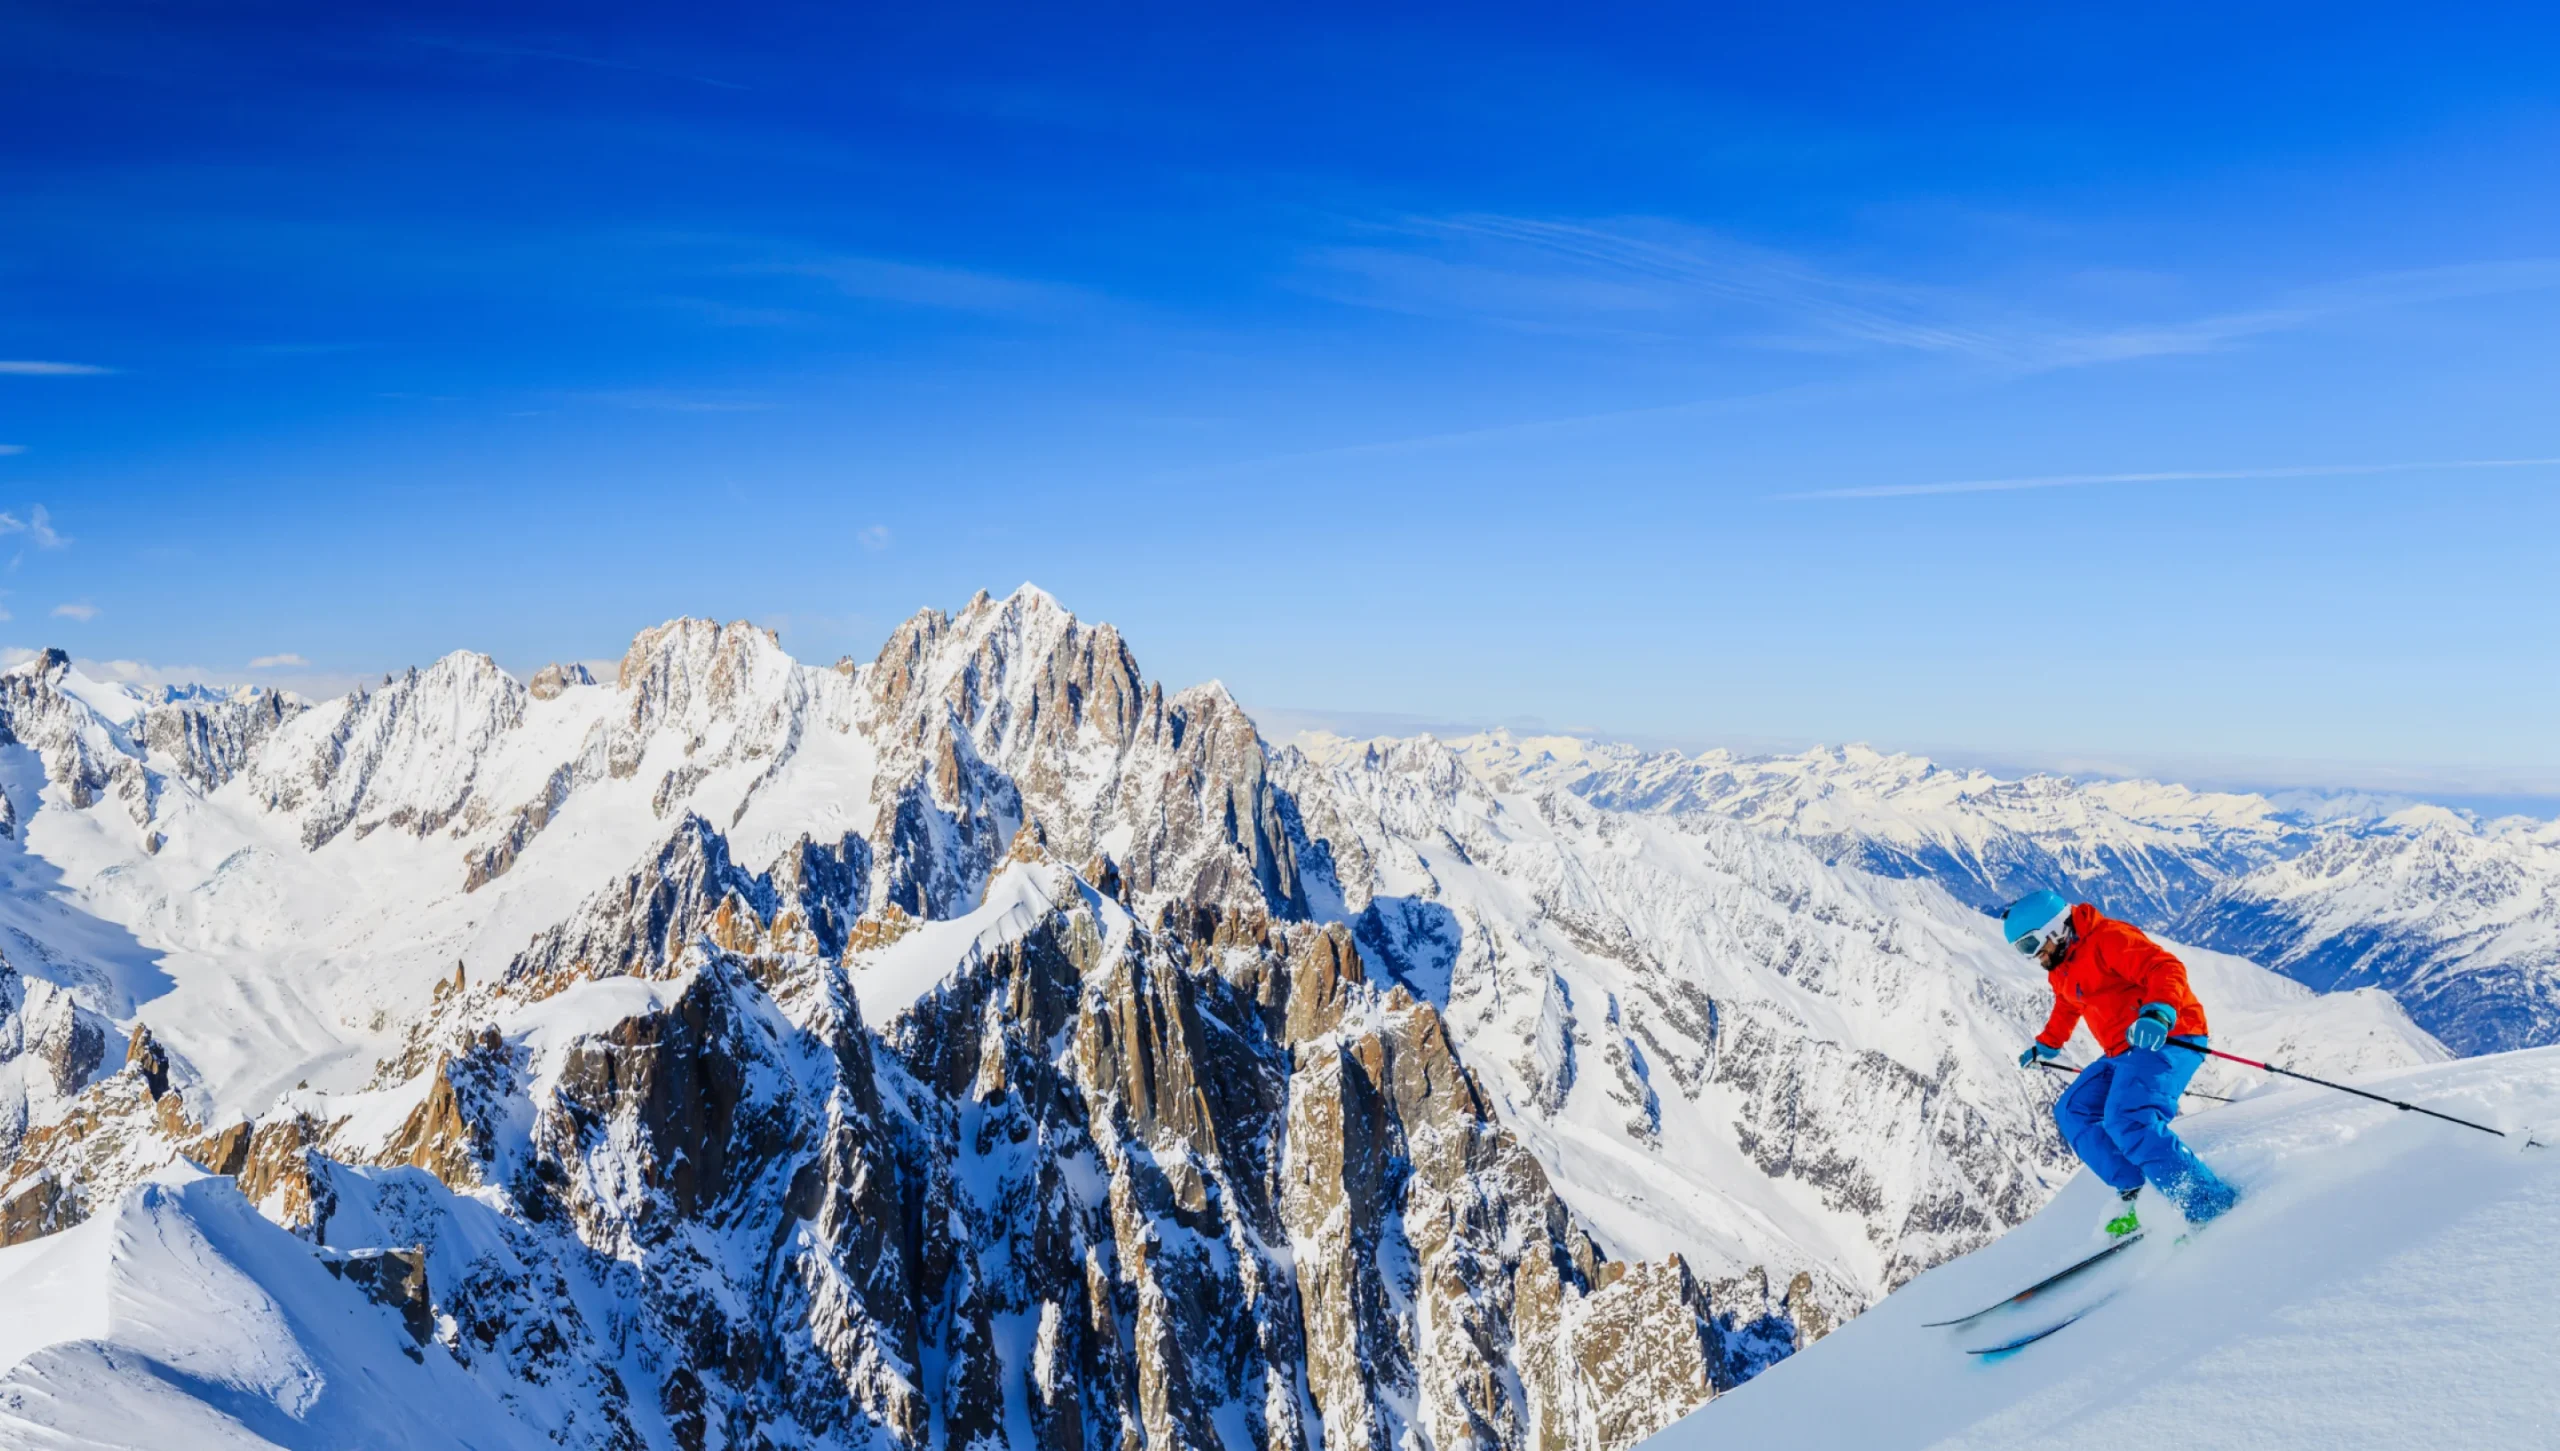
2006, 889, 2241, 1234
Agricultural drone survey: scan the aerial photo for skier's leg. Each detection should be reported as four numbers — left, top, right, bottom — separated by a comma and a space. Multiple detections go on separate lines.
2101, 1044, 2238, 1222
2055, 1058, 2145, 1193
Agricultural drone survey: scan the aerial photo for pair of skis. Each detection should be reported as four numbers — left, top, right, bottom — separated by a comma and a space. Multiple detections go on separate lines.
1923, 1232, 2146, 1356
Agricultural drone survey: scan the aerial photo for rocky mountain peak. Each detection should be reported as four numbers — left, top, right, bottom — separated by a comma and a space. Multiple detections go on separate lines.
245, 648, 527, 850
527, 661, 597, 700
8, 647, 72, 683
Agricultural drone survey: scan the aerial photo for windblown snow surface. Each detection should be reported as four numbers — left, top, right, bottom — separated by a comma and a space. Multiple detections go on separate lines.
1643, 1046, 2560, 1450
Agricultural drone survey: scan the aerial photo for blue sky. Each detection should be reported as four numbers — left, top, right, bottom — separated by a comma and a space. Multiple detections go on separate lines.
6, 2, 2558, 801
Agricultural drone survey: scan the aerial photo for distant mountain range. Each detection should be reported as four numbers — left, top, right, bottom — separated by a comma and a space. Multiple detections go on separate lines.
1409, 730, 2560, 1056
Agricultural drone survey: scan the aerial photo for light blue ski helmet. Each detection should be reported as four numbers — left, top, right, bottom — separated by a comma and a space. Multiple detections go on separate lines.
2001, 890, 2073, 957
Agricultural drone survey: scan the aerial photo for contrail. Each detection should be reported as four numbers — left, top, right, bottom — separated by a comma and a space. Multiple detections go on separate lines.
1781, 456, 2560, 500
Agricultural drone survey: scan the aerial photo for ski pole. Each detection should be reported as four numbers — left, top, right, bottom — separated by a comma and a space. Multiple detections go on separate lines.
2197, 1047, 2509, 1139
2036, 1058, 2235, 1104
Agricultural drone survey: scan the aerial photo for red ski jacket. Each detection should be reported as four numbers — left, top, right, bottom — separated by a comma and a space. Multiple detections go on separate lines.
2033, 903, 2209, 1057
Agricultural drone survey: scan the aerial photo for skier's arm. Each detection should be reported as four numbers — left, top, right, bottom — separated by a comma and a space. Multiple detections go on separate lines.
2035, 996, 2080, 1050
2121, 932, 2197, 1016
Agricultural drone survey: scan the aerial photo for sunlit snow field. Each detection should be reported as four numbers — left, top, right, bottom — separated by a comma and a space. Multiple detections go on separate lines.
1647, 1047, 2560, 1449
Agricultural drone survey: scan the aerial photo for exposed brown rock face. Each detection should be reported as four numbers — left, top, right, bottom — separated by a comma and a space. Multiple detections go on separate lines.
1, 960, 112, 1167
528, 661, 597, 700
123, 1022, 168, 1100
380, 1030, 510, 1187
324, 1245, 435, 1346
0, 1169, 74, 1246
0, 1050, 199, 1246
502, 816, 869, 994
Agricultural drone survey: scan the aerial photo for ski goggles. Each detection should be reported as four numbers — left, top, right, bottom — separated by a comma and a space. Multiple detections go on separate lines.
2010, 913, 2071, 957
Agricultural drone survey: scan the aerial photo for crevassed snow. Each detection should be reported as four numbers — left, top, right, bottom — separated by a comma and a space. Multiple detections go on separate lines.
1643, 1046, 2560, 1450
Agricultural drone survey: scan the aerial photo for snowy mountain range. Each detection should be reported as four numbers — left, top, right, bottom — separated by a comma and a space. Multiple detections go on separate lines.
0, 588, 2480, 1448
1415, 730, 2560, 1056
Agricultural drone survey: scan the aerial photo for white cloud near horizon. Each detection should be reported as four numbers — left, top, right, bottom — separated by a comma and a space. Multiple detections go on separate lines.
248, 652, 311, 668
1780, 456, 2560, 501
0, 361, 112, 375
0, 648, 375, 701
50, 602, 96, 621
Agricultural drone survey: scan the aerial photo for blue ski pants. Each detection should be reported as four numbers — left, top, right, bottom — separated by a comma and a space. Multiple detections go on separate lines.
2055, 1042, 2235, 1215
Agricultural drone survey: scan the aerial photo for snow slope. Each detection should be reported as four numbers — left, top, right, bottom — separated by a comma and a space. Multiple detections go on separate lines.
1643, 1046, 2560, 1450
0, 1164, 552, 1449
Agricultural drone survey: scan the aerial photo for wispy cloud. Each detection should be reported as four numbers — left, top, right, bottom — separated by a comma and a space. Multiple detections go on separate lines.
248, 652, 311, 669
780, 255, 1099, 318
0, 507, 71, 548
410, 36, 748, 91
51, 602, 97, 621
858, 524, 892, 553
1781, 456, 2560, 501
0, 361, 112, 376
2041, 259, 2560, 367
1304, 215, 2560, 373
577, 389, 774, 413
1310, 214, 2006, 354
0, 446, 21, 456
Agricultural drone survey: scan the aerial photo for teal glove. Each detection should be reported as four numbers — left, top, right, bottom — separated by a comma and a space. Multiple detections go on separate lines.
2018, 1042, 2061, 1069
2126, 1003, 2176, 1052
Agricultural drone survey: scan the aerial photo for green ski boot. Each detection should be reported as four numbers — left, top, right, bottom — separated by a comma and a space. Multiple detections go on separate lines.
2104, 1188, 2142, 1239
